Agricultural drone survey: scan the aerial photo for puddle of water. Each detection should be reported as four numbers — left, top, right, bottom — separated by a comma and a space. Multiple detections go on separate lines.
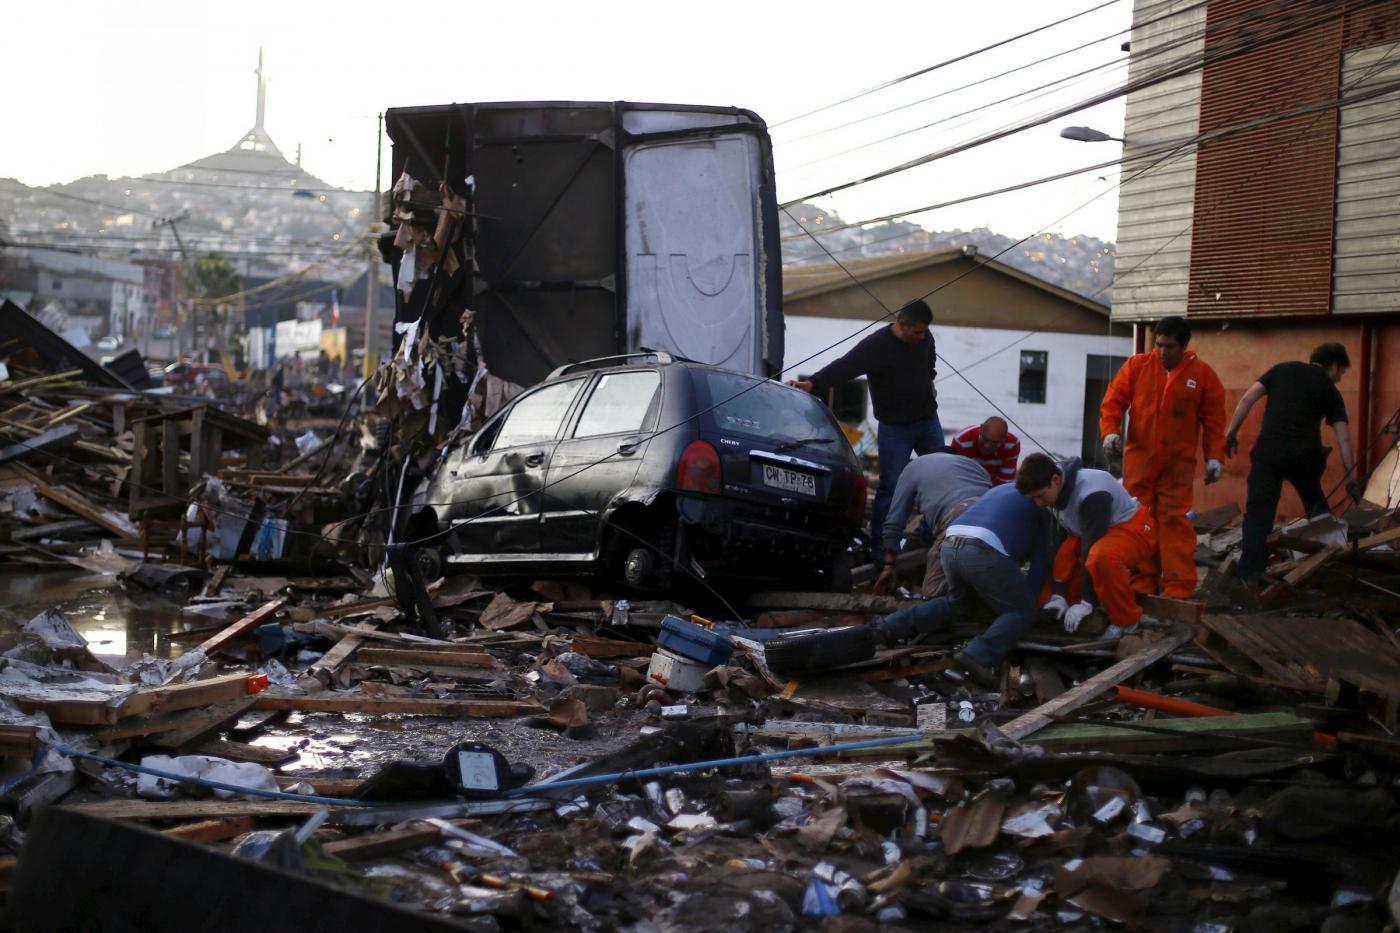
0, 570, 222, 661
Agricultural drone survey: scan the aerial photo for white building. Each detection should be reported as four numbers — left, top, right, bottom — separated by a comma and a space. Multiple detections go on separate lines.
784, 247, 1134, 464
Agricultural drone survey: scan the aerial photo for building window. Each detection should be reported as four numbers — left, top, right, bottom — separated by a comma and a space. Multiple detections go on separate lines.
1019, 350, 1048, 404
52, 279, 62, 291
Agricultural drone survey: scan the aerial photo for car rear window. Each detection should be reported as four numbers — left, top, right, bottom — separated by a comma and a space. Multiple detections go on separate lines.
691, 370, 847, 445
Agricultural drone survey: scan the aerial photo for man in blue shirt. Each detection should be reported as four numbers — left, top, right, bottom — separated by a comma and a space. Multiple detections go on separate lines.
874, 483, 1054, 687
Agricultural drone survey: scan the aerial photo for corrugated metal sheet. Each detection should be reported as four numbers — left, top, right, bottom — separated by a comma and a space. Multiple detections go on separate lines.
1332, 40, 1400, 316
1186, 0, 1346, 320
1111, 0, 1206, 323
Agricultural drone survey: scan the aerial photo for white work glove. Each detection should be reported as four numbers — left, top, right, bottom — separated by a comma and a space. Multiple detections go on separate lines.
1063, 601, 1094, 633
1205, 459, 1223, 484
1102, 434, 1123, 457
1042, 595, 1070, 621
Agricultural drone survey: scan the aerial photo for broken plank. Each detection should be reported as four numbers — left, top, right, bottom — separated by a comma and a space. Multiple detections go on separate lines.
356, 648, 494, 668
253, 695, 544, 717
193, 738, 299, 766
306, 621, 379, 688
63, 799, 328, 820
202, 565, 230, 598
0, 425, 79, 464
162, 816, 259, 844
115, 673, 261, 721
1138, 594, 1203, 624
10, 518, 97, 542
196, 597, 287, 657
27, 477, 138, 537
569, 636, 655, 658
321, 819, 478, 862
0, 724, 40, 758
102, 698, 255, 745
1262, 544, 1345, 603
998, 627, 1196, 742
1359, 525, 1400, 551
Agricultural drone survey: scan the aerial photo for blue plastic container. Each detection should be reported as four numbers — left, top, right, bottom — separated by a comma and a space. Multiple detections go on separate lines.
658, 615, 736, 666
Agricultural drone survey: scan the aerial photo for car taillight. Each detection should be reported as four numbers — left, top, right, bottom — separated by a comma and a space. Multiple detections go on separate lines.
676, 440, 721, 494
847, 474, 868, 524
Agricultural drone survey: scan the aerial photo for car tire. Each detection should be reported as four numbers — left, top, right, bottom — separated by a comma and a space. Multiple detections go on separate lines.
764, 626, 876, 675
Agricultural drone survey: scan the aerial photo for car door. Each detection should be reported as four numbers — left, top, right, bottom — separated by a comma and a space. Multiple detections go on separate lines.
445, 377, 587, 557
542, 369, 662, 555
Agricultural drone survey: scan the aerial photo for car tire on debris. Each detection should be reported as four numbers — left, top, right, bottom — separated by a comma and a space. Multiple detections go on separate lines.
764, 625, 876, 675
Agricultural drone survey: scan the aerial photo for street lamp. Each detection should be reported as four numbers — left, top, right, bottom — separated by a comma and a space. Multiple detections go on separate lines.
1060, 125, 1125, 143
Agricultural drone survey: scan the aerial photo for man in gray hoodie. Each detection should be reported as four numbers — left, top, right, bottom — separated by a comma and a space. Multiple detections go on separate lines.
1016, 453, 1156, 638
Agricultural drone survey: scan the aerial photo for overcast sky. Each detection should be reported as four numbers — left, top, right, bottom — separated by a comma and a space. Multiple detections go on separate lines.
6, 0, 1131, 241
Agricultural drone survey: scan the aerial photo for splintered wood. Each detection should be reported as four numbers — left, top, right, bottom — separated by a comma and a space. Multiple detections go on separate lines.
1198, 613, 1400, 697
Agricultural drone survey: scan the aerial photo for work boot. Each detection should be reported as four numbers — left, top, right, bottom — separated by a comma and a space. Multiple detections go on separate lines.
951, 650, 999, 690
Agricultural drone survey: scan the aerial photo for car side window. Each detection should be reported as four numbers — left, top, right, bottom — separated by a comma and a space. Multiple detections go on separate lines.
491, 379, 585, 450
573, 371, 661, 438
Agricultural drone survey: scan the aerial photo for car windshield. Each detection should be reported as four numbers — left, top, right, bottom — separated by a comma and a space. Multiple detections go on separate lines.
691, 370, 847, 447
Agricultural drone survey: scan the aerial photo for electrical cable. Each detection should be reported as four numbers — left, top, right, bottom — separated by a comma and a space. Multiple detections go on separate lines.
769, 0, 1125, 128
781, 0, 1382, 206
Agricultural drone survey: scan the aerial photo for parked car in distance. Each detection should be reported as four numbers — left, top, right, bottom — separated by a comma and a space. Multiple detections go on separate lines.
162, 361, 227, 387
95, 336, 122, 352
409, 353, 865, 593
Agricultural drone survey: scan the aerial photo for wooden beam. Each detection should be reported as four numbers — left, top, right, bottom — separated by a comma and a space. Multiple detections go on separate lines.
64, 799, 327, 820
569, 636, 654, 658
1262, 544, 1345, 603
101, 698, 255, 745
162, 816, 259, 844
998, 627, 1196, 742
1359, 526, 1400, 551
28, 476, 138, 537
305, 622, 379, 688
355, 648, 495, 669
321, 819, 478, 862
252, 695, 544, 717
0, 425, 79, 464
196, 597, 287, 657
1138, 594, 1203, 624
115, 673, 261, 721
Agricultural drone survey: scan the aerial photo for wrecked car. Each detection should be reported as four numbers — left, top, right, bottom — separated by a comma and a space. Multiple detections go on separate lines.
410, 352, 865, 592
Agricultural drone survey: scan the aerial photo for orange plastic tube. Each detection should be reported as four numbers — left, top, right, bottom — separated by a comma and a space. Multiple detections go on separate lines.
1113, 685, 1231, 718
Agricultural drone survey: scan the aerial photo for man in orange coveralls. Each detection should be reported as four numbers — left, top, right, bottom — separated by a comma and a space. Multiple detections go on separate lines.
1099, 316, 1226, 599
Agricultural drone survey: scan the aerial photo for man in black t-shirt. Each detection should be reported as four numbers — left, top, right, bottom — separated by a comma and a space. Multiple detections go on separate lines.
791, 299, 942, 542
1224, 343, 1362, 581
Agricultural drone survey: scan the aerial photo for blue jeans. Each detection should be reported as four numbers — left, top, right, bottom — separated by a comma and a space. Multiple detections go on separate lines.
872, 414, 944, 543
879, 536, 1039, 667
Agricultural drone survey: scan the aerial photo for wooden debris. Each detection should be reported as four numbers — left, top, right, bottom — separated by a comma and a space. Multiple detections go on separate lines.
253, 694, 544, 717
305, 622, 379, 688
355, 648, 495, 668
745, 591, 918, 614
1138, 594, 1203, 624
998, 627, 1195, 742
64, 799, 328, 820
322, 819, 478, 862
162, 816, 259, 844
1262, 545, 1345, 603
196, 597, 287, 657
569, 636, 654, 658
1199, 613, 1400, 696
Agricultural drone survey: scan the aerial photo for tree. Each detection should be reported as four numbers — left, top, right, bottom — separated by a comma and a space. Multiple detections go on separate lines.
186, 253, 240, 301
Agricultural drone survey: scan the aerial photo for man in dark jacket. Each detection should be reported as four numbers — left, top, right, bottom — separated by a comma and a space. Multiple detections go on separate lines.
1225, 342, 1362, 582
792, 298, 941, 542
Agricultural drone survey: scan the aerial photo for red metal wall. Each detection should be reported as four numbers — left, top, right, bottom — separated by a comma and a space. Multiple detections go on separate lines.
1187, 319, 1400, 521
1186, 0, 1345, 320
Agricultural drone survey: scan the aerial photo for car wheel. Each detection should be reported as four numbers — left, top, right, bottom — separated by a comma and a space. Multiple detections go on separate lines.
764, 626, 876, 675
622, 547, 655, 588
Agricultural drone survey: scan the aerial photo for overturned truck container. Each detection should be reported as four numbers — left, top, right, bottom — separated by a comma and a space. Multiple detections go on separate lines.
382, 100, 784, 430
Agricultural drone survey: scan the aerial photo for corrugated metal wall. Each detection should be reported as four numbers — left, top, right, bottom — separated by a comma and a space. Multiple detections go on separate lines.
1110, 0, 1206, 323
1185, 0, 1345, 320
1333, 41, 1400, 316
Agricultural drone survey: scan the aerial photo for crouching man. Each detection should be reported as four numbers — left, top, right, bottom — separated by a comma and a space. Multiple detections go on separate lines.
874, 483, 1053, 687
1015, 453, 1156, 639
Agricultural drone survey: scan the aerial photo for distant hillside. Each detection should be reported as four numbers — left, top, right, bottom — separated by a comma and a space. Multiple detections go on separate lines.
780, 202, 1115, 303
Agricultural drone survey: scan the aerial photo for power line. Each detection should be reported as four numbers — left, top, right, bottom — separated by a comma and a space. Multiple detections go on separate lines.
780, 0, 1375, 207
770, 0, 1125, 128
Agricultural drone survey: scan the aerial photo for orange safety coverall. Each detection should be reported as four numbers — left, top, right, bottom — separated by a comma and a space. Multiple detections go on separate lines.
1049, 504, 1155, 628
1100, 350, 1225, 599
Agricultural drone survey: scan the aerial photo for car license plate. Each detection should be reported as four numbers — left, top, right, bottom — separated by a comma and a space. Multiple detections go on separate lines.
762, 464, 816, 496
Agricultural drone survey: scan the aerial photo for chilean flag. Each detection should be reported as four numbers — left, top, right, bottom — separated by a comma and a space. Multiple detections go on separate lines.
331, 288, 341, 326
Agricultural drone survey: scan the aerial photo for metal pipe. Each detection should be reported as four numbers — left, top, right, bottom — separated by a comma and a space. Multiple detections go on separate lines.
504, 734, 922, 797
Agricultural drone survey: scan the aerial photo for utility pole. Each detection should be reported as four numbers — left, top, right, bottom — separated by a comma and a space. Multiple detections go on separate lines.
153, 211, 191, 359
363, 112, 384, 383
